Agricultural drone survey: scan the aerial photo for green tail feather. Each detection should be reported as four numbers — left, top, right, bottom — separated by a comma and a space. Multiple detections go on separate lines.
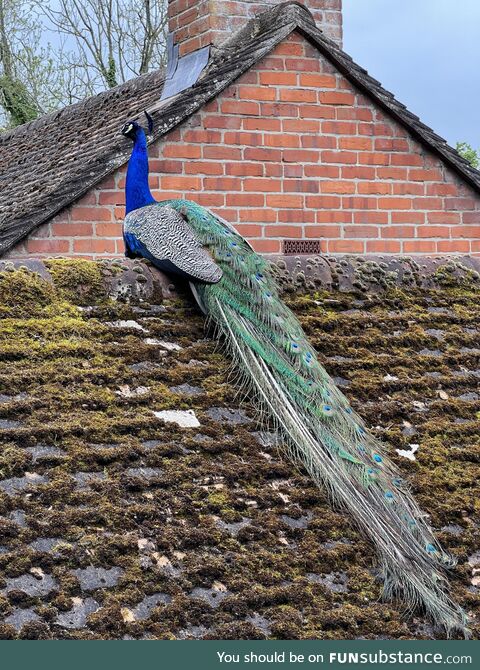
165, 198, 468, 637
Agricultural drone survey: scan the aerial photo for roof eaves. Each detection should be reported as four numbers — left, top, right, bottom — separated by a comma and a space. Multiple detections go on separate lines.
0, 68, 167, 254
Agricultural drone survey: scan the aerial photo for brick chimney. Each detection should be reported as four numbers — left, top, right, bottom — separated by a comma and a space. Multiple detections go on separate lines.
168, 1, 343, 56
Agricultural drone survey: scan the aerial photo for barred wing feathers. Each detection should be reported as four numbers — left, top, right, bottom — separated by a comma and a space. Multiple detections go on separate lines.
124, 204, 222, 284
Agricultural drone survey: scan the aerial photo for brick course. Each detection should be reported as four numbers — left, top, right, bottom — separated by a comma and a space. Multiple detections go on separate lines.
7, 31, 480, 259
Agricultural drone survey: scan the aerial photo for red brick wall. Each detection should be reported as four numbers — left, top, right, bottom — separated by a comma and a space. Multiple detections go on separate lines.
7, 32, 480, 259
168, 0, 343, 55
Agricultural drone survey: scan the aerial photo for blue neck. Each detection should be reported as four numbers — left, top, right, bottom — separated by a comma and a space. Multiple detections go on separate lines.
125, 129, 156, 214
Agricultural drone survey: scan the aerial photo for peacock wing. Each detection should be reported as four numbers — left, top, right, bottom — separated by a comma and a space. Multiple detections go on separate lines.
123, 203, 223, 284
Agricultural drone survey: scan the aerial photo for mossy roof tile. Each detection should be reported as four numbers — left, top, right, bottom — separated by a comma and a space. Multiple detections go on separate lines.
0, 261, 478, 639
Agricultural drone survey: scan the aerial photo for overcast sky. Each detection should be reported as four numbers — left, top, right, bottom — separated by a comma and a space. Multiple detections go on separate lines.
343, 0, 479, 149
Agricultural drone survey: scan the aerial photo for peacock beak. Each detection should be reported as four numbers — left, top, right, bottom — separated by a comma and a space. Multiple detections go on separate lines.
121, 123, 135, 138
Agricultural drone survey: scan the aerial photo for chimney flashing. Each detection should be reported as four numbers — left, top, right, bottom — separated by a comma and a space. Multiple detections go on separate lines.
160, 35, 210, 101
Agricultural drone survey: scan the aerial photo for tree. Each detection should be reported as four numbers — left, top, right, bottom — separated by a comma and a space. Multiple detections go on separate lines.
38, 0, 168, 91
0, 0, 168, 129
0, 0, 96, 128
456, 141, 480, 170
0, 0, 41, 126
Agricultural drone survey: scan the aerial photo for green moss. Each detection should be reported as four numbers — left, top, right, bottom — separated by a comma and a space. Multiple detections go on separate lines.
0, 268, 56, 318
433, 261, 480, 289
45, 259, 106, 305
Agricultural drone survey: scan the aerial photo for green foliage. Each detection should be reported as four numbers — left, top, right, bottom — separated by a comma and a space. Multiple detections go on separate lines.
0, 74, 38, 126
0, 0, 62, 128
456, 141, 480, 169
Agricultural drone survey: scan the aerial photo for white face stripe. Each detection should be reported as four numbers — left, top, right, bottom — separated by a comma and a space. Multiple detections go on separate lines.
123, 123, 134, 134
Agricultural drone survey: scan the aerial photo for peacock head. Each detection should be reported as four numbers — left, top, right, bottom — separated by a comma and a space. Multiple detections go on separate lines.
121, 110, 154, 141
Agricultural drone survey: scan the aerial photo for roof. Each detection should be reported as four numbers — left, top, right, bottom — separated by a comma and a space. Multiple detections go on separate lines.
0, 257, 479, 639
1, 1, 480, 255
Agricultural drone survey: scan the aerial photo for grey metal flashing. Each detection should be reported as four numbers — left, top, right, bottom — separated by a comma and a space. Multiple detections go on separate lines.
160, 37, 210, 101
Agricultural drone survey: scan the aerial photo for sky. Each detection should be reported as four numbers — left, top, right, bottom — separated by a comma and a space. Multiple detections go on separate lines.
343, 0, 480, 149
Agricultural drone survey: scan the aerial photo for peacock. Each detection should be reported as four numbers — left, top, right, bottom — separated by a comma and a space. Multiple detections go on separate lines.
120, 112, 468, 637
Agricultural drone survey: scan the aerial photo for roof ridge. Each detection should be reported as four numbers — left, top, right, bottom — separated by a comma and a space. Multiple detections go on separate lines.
213, 1, 315, 55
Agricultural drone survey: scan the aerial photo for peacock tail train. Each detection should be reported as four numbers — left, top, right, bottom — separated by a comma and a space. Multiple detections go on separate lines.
145, 197, 468, 637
